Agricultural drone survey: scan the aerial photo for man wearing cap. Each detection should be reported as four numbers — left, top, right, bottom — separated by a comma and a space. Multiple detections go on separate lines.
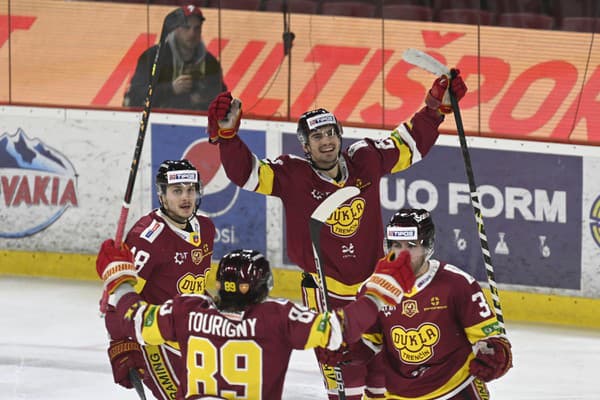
123, 3, 227, 111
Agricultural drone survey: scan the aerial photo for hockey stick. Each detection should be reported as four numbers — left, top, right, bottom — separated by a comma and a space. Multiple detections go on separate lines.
108, 9, 186, 400
402, 49, 506, 333
129, 369, 147, 400
309, 186, 360, 400
114, 7, 185, 245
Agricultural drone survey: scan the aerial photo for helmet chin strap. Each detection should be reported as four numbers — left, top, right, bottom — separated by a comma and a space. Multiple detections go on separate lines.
159, 196, 196, 226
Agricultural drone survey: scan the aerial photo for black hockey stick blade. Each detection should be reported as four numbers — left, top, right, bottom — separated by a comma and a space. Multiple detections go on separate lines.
129, 369, 147, 400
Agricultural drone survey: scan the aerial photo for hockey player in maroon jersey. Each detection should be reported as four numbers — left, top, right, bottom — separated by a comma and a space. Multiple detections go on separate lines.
205, 71, 467, 398
323, 209, 513, 399
104, 159, 216, 400
96, 240, 417, 400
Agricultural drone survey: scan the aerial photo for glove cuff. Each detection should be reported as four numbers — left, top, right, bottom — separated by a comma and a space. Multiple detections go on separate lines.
108, 340, 141, 361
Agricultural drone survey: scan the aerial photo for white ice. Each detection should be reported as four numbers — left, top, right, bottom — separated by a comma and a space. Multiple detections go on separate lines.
1, 276, 599, 399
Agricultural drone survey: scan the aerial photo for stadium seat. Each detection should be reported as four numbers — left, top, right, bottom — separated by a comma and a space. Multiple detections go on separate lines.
487, 0, 545, 15
561, 17, 600, 33
205, 0, 262, 10
381, 0, 429, 5
382, 4, 433, 21
552, 0, 596, 29
438, 8, 493, 25
263, 0, 319, 14
321, 1, 377, 18
497, 12, 554, 29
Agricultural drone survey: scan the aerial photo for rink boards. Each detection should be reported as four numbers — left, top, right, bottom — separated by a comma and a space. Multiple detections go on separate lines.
1, 105, 599, 328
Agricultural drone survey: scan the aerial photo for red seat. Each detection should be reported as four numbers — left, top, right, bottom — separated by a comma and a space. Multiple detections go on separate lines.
497, 12, 554, 29
561, 17, 600, 33
382, 0, 429, 5
552, 0, 596, 28
382, 4, 433, 21
320, 1, 377, 18
205, 0, 262, 10
438, 8, 494, 25
487, 0, 546, 15
263, 0, 319, 14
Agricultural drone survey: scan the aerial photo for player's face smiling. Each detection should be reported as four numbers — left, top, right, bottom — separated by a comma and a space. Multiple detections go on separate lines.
163, 183, 197, 221
306, 126, 341, 169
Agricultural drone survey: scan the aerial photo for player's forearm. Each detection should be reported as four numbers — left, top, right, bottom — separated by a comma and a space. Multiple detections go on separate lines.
105, 289, 146, 341
406, 106, 444, 157
341, 296, 380, 344
219, 135, 255, 187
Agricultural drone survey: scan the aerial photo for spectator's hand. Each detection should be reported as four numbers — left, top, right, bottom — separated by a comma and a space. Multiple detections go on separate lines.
364, 251, 415, 309
208, 91, 242, 143
469, 337, 513, 382
316, 342, 351, 367
172, 74, 193, 95
108, 339, 146, 389
96, 239, 137, 296
425, 68, 467, 114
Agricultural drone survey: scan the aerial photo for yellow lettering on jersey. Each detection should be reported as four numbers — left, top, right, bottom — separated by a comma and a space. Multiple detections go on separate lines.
177, 273, 206, 295
325, 198, 365, 237
144, 344, 178, 399
390, 323, 440, 364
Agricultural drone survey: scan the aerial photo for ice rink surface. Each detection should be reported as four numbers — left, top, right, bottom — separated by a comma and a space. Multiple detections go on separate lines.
2, 276, 599, 400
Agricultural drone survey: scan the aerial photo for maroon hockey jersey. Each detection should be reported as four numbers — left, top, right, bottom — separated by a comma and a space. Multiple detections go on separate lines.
109, 292, 379, 400
219, 108, 443, 299
362, 260, 504, 399
125, 209, 215, 304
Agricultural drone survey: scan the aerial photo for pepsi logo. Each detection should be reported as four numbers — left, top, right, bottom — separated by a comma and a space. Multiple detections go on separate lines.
182, 138, 240, 218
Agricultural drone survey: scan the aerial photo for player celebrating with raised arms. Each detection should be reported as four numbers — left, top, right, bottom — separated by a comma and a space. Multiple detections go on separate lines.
322, 209, 513, 399
96, 239, 417, 400
206, 71, 466, 398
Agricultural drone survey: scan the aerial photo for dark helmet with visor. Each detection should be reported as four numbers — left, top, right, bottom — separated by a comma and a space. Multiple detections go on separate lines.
155, 159, 203, 210
385, 208, 435, 260
216, 249, 274, 311
296, 108, 343, 146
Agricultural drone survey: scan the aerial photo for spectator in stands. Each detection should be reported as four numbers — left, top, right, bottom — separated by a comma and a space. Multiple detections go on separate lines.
123, 3, 227, 111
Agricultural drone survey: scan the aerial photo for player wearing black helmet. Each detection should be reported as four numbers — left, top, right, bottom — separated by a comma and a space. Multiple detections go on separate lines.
340, 208, 513, 400
96, 243, 417, 400
206, 71, 467, 399
103, 159, 215, 400
155, 159, 203, 225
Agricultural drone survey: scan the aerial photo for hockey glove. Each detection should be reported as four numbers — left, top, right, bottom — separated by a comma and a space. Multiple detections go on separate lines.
364, 250, 415, 309
315, 342, 352, 367
96, 239, 137, 297
469, 337, 513, 382
425, 68, 467, 114
107, 339, 146, 389
208, 91, 242, 143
